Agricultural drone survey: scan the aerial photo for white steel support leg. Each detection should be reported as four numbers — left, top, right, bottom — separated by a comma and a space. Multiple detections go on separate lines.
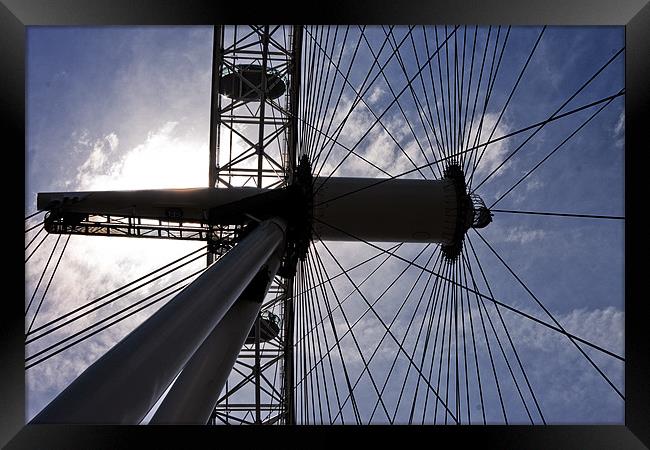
31, 218, 287, 424
149, 249, 282, 424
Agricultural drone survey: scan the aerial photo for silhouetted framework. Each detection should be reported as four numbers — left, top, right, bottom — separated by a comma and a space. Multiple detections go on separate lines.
207, 25, 302, 424
25, 25, 626, 426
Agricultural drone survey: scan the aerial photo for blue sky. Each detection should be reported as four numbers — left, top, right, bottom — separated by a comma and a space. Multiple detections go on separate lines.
25, 25, 624, 424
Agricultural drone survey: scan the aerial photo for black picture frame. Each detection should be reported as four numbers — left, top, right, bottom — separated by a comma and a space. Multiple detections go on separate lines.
2, 1, 647, 448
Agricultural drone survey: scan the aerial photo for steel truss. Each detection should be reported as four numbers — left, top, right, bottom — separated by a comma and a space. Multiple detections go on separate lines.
210, 25, 298, 190
39, 25, 301, 425
209, 275, 289, 425
26, 25, 627, 427
208, 25, 301, 425
45, 213, 239, 250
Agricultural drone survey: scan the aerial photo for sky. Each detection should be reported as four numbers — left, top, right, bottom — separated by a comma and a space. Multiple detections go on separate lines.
24, 25, 624, 424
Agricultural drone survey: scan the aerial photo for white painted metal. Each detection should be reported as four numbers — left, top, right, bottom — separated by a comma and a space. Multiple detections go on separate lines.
149, 251, 282, 424
30, 218, 287, 424
312, 177, 458, 244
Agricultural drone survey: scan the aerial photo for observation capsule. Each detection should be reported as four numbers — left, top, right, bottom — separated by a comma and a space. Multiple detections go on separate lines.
219, 64, 286, 102
245, 311, 281, 344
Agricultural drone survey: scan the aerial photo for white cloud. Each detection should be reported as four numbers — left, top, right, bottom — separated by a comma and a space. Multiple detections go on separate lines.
25, 234, 204, 420
466, 112, 513, 181
26, 121, 210, 420
80, 144, 106, 173
495, 305, 624, 423
614, 111, 624, 136
368, 85, 385, 105
613, 111, 624, 150
494, 226, 547, 245
105, 132, 119, 152
75, 122, 206, 191
75, 133, 120, 176
312, 91, 433, 180
525, 178, 544, 192
26, 26, 625, 425
534, 39, 564, 92
298, 263, 624, 423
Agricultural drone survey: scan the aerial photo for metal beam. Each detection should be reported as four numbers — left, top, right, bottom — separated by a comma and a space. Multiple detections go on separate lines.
281, 26, 302, 424
209, 25, 223, 189
282, 275, 295, 424
257, 25, 270, 188
31, 218, 287, 424
208, 25, 224, 265
287, 25, 302, 186
149, 248, 282, 424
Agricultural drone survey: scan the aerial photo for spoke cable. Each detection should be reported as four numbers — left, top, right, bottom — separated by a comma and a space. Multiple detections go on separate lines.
327, 244, 434, 423
25, 232, 50, 264
25, 227, 45, 251
26, 246, 209, 341
471, 45, 625, 194
313, 217, 624, 361
294, 243, 401, 348
310, 25, 401, 172
462, 25, 490, 174
25, 210, 45, 221
310, 244, 362, 423
465, 26, 507, 177
374, 251, 445, 423
459, 250, 486, 424
313, 26, 459, 194
25, 221, 45, 234
465, 237, 545, 423
311, 241, 394, 423
469, 27, 546, 186
313, 90, 625, 209
27, 235, 70, 334
473, 229, 624, 399
380, 26, 439, 178
487, 91, 624, 208
463, 248, 535, 424
26, 267, 206, 367
26, 234, 62, 316
311, 26, 427, 179
304, 255, 335, 423
418, 259, 452, 424
491, 209, 624, 220
305, 25, 367, 163
316, 235, 459, 424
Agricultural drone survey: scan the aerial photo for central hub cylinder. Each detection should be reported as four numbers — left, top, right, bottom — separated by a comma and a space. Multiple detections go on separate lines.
38, 176, 463, 245
313, 177, 458, 244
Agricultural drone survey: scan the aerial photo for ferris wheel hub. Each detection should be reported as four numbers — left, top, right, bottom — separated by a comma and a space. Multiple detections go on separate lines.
278, 155, 313, 278
440, 162, 493, 262
37, 159, 493, 271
